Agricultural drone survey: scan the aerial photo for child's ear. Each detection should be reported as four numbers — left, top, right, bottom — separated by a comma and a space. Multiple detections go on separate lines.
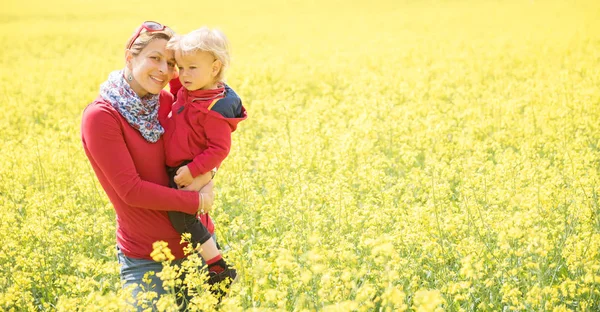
212, 59, 222, 78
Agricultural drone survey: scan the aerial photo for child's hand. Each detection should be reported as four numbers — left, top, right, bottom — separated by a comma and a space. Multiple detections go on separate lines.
174, 165, 194, 188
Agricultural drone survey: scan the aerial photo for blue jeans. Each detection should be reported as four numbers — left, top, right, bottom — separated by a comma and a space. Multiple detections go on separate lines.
116, 237, 214, 311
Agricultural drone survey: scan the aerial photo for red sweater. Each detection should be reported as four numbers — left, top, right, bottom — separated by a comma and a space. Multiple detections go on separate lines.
163, 85, 247, 177
81, 90, 214, 260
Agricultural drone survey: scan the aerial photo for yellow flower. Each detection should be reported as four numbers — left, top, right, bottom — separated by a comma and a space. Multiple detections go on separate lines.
412, 289, 445, 312
150, 241, 175, 262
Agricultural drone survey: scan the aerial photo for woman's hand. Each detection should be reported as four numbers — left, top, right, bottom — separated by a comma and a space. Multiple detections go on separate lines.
180, 171, 212, 192
197, 180, 215, 214
180, 171, 214, 213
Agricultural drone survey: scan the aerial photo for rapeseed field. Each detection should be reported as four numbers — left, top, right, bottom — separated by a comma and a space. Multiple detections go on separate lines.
1, 0, 599, 310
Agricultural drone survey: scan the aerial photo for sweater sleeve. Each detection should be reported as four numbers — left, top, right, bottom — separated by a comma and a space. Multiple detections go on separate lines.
157, 90, 174, 126
187, 114, 232, 177
81, 104, 199, 214
169, 78, 183, 101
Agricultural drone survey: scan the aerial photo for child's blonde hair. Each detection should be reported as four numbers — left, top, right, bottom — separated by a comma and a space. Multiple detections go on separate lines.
167, 27, 230, 82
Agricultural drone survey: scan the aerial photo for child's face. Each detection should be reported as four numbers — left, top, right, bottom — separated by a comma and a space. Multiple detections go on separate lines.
175, 50, 220, 91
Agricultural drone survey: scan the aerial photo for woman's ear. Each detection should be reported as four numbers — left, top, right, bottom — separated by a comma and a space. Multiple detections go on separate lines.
125, 50, 134, 70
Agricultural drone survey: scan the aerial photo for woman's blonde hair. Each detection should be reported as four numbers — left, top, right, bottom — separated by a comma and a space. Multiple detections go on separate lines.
126, 26, 175, 56
167, 27, 231, 82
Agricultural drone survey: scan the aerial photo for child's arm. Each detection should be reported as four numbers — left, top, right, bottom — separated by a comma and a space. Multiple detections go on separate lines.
173, 96, 246, 184
187, 115, 233, 177
174, 113, 233, 185
169, 73, 183, 100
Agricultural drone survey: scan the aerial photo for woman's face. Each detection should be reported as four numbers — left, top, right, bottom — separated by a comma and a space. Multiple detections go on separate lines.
127, 38, 176, 97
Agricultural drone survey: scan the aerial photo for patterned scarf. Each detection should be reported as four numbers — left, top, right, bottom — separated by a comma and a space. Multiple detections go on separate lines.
99, 70, 164, 143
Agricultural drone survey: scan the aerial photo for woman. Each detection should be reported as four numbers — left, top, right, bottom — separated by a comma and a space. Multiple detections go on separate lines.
80, 21, 224, 308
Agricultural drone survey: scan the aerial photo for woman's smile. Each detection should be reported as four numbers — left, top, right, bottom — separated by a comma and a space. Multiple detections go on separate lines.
150, 75, 165, 85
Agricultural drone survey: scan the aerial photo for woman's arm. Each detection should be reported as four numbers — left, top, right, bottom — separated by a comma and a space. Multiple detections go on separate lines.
181, 171, 213, 192
183, 179, 215, 214
82, 103, 203, 214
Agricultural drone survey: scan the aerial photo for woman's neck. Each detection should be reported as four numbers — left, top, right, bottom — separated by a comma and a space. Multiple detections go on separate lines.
123, 69, 148, 98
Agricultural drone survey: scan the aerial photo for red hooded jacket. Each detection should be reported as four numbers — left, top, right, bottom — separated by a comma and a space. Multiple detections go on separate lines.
164, 82, 247, 177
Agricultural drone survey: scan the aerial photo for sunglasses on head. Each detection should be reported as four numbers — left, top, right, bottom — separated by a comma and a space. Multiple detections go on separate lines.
127, 21, 168, 50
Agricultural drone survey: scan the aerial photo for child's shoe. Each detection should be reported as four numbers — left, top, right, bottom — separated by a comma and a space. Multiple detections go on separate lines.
207, 267, 238, 301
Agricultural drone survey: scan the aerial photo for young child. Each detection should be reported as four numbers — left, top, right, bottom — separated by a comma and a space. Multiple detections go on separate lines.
163, 26, 247, 298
